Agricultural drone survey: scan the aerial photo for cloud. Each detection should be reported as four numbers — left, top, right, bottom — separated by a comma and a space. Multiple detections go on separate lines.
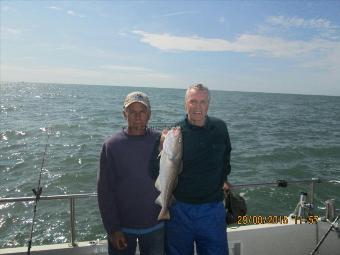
47, 6, 84, 18
132, 30, 338, 58
55, 44, 77, 51
267, 16, 333, 30
1, 64, 175, 86
133, 30, 233, 52
266, 16, 339, 40
218, 16, 226, 24
48, 6, 62, 11
298, 44, 340, 72
100, 65, 152, 72
1, 65, 100, 84
1, 6, 14, 12
0, 27, 22, 40
160, 11, 199, 17
99, 65, 173, 80
67, 10, 75, 16
66, 10, 85, 18
1, 27, 22, 36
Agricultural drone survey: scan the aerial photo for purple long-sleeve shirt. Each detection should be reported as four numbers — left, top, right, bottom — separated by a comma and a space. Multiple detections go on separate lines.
97, 128, 161, 234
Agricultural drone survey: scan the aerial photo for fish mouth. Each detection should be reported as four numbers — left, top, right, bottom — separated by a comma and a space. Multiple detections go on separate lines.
172, 127, 181, 135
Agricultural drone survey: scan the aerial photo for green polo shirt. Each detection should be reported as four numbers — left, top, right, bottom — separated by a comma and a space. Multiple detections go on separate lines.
173, 116, 232, 204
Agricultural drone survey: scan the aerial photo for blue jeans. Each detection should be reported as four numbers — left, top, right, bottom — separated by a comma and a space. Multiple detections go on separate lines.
165, 201, 228, 255
108, 227, 165, 255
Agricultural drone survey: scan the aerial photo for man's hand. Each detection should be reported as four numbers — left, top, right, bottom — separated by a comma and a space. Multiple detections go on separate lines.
158, 128, 168, 151
108, 231, 127, 250
223, 181, 232, 192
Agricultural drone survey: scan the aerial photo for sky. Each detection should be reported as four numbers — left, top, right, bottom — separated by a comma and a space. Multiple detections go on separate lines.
1, 0, 340, 96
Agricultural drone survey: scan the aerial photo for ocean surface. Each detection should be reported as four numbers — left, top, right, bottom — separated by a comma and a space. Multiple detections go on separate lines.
1, 82, 339, 248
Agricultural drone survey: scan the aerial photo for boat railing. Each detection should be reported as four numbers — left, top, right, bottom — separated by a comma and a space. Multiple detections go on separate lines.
0, 193, 97, 247
0, 178, 336, 248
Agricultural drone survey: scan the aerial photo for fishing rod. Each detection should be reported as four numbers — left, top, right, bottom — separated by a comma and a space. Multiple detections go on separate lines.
27, 131, 50, 255
310, 215, 340, 255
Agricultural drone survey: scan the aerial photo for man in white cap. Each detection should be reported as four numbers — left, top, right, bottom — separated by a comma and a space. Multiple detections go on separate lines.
97, 91, 164, 255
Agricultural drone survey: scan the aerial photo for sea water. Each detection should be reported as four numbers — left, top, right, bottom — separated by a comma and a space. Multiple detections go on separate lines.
1, 82, 339, 247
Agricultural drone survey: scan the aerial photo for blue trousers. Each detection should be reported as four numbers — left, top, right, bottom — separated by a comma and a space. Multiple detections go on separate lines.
108, 227, 165, 255
165, 201, 228, 255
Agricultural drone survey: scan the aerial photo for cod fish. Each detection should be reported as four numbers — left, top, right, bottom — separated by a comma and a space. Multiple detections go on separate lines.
155, 127, 183, 220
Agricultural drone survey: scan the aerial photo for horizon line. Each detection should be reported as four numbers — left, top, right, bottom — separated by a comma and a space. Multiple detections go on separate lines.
1, 80, 339, 98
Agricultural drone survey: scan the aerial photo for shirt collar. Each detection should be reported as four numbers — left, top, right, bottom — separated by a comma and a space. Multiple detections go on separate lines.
184, 115, 212, 130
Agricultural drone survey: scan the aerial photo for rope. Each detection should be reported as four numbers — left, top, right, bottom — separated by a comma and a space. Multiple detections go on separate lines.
27, 131, 50, 255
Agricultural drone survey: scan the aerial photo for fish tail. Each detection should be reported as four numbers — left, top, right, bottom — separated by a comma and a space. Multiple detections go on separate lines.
155, 177, 161, 191
157, 209, 170, 221
155, 195, 162, 206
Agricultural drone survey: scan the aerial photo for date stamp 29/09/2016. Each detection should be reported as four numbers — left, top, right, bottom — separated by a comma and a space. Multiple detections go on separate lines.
236, 215, 319, 225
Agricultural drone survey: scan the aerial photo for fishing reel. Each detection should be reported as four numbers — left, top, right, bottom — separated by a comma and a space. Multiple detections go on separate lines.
290, 192, 315, 222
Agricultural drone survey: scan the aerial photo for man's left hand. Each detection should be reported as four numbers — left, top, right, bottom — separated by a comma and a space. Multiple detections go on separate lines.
223, 181, 232, 191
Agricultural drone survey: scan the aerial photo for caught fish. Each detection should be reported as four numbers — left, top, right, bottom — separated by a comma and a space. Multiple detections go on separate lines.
155, 127, 183, 220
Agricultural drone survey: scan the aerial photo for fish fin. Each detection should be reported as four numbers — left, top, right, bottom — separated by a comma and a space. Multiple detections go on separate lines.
155, 177, 161, 191
155, 195, 162, 206
157, 209, 170, 221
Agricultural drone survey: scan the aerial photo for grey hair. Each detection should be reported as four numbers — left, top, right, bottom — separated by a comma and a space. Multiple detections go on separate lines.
185, 83, 211, 104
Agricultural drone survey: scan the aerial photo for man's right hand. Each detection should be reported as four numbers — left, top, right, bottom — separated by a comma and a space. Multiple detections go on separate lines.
108, 231, 128, 250
159, 128, 168, 151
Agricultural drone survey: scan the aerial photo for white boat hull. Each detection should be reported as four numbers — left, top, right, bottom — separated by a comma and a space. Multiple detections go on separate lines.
1, 220, 339, 255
